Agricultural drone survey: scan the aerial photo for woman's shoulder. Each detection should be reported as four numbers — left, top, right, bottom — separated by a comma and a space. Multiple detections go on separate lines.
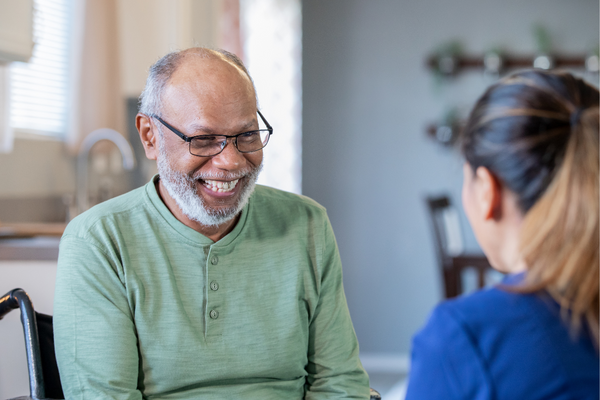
410, 282, 533, 369
435, 275, 540, 328
408, 275, 599, 400
407, 290, 498, 399
421, 276, 595, 366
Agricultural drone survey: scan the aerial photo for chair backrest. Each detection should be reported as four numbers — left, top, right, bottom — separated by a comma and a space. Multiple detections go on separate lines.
0, 288, 64, 400
425, 195, 497, 298
426, 196, 465, 266
36, 313, 64, 399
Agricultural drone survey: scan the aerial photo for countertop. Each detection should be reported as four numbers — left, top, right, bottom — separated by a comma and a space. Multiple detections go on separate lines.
0, 223, 66, 239
0, 223, 65, 261
0, 237, 61, 261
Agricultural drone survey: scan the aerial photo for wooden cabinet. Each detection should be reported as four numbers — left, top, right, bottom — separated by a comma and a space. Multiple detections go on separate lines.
0, 0, 34, 63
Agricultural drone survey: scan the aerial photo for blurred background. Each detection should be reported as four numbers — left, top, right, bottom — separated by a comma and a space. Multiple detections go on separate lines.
0, 0, 597, 398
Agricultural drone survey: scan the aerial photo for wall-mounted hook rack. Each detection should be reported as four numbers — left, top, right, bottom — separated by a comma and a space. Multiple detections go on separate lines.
426, 53, 596, 77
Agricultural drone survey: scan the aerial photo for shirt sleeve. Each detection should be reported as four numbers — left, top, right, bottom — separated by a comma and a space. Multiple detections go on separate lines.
404, 304, 493, 400
304, 215, 370, 399
53, 234, 143, 400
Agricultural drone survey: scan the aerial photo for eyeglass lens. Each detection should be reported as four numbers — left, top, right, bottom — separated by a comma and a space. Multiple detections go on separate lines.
189, 130, 271, 156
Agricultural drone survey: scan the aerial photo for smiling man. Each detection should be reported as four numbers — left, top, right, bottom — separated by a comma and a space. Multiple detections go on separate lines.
53, 48, 369, 399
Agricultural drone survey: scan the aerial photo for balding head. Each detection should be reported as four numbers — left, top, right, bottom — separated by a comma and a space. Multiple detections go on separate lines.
139, 47, 257, 117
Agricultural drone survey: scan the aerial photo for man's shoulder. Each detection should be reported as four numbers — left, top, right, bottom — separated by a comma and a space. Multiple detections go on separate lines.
246, 185, 330, 233
63, 185, 149, 238
251, 185, 326, 213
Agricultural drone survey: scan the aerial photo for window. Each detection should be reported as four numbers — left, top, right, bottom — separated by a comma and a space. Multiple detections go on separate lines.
10, 0, 72, 137
241, 0, 302, 194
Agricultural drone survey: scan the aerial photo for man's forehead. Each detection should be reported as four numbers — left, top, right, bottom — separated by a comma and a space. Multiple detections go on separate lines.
158, 54, 257, 127
164, 60, 255, 116
169, 55, 252, 90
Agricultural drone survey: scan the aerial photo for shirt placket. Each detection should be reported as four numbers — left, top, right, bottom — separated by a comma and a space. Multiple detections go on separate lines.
205, 245, 224, 337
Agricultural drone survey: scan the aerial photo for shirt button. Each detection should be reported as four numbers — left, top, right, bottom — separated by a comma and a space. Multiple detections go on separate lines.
211, 255, 219, 265
209, 309, 219, 319
210, 281, 219, 291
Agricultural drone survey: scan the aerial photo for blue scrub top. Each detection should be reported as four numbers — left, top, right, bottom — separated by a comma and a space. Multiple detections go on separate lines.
405, 274, 599, 400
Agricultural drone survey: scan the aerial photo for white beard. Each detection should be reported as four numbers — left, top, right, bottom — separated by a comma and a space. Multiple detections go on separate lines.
157, 144, 262, 227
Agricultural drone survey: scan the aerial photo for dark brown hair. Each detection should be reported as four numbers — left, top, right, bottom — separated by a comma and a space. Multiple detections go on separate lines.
461, 69, 599, 346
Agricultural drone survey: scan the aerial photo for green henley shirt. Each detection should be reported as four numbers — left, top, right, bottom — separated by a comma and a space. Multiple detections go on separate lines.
54, 176, 369, 399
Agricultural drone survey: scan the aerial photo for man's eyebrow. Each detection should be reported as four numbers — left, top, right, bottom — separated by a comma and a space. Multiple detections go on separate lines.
188, 120, 257, 135
187, 124, 218, 135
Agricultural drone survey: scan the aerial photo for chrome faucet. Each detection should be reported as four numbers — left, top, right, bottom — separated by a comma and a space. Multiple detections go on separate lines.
76, 128, 136, 214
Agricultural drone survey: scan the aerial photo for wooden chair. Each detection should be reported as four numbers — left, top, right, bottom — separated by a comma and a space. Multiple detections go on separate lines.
425, 195, 496, 298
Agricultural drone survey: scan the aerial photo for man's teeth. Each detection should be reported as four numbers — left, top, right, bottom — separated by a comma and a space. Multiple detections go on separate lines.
203, 179, 240, 193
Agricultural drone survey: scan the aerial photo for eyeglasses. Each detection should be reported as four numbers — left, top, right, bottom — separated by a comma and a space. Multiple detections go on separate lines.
151, 111, 273, 157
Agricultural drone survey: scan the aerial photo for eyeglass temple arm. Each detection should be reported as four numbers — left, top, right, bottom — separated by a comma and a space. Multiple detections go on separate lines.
257, 110, 273, 131
150, 114, 192, 142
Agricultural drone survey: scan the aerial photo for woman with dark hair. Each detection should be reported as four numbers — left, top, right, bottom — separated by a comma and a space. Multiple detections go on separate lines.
405, 70, 599, 399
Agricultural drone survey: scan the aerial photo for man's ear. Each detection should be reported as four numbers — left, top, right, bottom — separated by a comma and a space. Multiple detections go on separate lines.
475, 166, 502, 221
137, 113, 159, 160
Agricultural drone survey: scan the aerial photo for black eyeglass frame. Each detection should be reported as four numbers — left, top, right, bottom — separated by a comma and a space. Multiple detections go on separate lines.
150, 110, 273, 157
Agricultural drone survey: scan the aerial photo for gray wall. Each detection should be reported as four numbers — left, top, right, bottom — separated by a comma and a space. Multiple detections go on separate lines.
302, 0, 599, 354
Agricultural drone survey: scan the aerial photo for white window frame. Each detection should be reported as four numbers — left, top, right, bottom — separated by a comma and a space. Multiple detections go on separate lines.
241, 0, 303, 194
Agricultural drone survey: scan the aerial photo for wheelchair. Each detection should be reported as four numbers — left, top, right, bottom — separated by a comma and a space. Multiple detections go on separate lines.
0, 288, 381, 400
0, 288, 63, 400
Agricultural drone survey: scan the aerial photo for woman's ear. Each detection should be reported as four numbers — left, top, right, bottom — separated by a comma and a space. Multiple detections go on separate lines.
475, 166, 503, 221
137, 113, 159, 160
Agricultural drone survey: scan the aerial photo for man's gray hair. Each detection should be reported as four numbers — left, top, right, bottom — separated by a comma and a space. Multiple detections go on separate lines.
138, 47, 256, 117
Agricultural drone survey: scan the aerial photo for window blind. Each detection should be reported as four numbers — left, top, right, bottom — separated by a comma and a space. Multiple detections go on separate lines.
10, 0, 71, 137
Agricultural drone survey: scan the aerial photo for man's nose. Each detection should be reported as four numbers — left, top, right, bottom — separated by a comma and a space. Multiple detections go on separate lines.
211, 138, 245, 169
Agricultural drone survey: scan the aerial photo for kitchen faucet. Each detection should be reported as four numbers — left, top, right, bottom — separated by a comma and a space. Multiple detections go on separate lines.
76, 128, 135, 215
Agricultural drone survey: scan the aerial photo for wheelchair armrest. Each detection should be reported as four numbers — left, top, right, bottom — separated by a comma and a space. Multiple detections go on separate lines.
0, 288, 21, 319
